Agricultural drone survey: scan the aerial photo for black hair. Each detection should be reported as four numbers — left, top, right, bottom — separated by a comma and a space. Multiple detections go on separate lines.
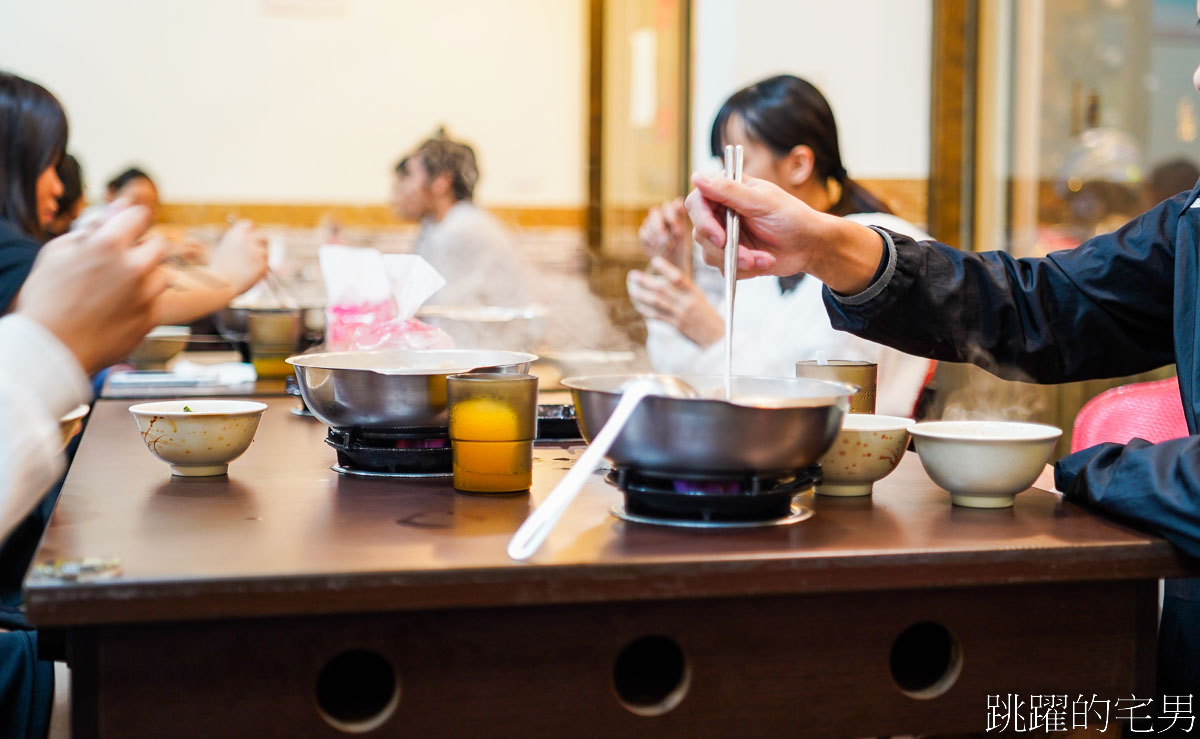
55, 153, 83, 218
710, 74, 891, 217
396, 128, 479, 201
107, 166, 154, 194
0, 71, 68, 239
416, 136, 479, 201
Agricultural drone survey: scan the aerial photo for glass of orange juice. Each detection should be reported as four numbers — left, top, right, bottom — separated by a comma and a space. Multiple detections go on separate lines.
447, 373, 538, 494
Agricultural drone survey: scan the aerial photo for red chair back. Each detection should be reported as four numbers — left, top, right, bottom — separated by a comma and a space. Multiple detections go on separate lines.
1071, 376, 1189, 453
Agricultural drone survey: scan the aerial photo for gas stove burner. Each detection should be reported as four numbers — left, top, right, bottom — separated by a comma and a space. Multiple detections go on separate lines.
610, 501, 813, 529
605, 466, 818, 523
330, 464, 451, 480
285, 377, 315, 417
326, 426, 452, 476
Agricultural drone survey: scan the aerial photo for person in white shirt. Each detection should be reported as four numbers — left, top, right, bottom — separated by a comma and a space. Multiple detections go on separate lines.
391, 135, 531, 307
627, 75, 932, 417
0, 200, 165, 737
1, 203, 164, 539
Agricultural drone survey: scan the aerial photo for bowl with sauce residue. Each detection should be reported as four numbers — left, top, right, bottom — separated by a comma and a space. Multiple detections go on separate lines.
815, 414, 912, 496
129, 400, 267, 476
908, 420, 1062, 508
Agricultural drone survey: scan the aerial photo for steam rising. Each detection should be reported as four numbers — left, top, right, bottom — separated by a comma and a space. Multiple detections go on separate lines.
934, 346, 1049, 423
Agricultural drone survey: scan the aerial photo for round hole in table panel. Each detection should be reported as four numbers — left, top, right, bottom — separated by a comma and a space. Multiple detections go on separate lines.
612, 635, 691, 717
889, 621, 963, 700
314, 649, 400, 733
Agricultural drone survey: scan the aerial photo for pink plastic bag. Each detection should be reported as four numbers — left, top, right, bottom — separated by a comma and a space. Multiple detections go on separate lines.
320, 247, 453, 351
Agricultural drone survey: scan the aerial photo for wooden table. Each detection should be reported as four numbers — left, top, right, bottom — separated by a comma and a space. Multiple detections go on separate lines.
26, 398, 1193, 737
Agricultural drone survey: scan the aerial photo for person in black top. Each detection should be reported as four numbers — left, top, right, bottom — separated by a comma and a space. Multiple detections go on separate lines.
0, 73, 67, 315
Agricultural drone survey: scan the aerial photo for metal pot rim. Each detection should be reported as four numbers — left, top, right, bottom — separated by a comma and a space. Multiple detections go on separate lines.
287, 348, 539, 376
562, 373, 855, 409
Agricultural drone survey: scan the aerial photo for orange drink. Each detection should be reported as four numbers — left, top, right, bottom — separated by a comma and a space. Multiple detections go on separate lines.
447, 373, 538, 494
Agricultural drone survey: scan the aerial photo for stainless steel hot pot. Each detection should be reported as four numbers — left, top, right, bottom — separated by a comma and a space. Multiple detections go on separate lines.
288, 349, 537, 429
564, 374, 854, 474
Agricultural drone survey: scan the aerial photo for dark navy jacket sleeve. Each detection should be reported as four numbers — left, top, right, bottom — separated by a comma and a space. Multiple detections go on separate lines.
1054, 439, 1200, 560
823, 191, 1188, 383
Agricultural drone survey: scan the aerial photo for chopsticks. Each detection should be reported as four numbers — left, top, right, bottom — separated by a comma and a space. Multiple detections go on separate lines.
722, 144, 743, 400
162, 256, 229, 291
262, 268, 299, 309
225, 213, 298, 308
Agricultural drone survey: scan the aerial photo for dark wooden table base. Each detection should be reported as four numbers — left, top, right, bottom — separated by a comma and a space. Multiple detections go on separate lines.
66, 579, 1155, 738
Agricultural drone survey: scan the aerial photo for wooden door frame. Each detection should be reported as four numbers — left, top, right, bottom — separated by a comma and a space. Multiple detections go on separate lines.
928, 0, 980, 250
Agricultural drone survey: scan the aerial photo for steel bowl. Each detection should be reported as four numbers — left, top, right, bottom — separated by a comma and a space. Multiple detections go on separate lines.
288, 349, 537, 429
564, 374, 854, 474
216, 306, 325, 355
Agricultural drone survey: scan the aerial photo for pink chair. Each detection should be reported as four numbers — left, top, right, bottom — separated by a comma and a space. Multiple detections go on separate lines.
1071, 376, 1190, 453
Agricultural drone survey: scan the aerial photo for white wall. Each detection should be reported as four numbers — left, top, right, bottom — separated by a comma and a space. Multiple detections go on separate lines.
0, 0, 587, 206
691, 0, 932, 179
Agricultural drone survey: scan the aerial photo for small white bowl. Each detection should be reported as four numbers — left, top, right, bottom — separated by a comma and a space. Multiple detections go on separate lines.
129, 400, 267, 476
57, 404, 90, 451
128, 325, 191, 369
908, 420, 1062, 508
816, 414, 912, 496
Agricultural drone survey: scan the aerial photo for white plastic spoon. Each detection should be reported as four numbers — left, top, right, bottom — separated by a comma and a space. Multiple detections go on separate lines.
507, 376, 697, 561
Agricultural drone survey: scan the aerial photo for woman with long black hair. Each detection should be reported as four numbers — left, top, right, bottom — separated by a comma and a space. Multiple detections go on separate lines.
0, 74, 68, 313
627, 75, 931, 416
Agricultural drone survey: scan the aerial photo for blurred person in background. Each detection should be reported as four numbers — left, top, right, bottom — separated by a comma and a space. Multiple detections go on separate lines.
42, 154, 83, 239
101, 166, 158, 215
1035, 127, 1144, 254
1145, 157, 1200, 209
391, 132, 531, 307
627, 75, 931, 417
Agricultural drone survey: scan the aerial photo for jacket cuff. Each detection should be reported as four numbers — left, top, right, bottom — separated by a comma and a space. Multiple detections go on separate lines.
828, 225, 897, 306
1054, 443, 1119, 501
823, 228, 920, 332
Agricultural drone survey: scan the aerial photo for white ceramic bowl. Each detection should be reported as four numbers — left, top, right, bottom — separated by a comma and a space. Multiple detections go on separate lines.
127, 325, 191, 369
57, 404, 90, 451
129, 400, 267, 476
908, 420, 1062, 508
815, 414, 912, 496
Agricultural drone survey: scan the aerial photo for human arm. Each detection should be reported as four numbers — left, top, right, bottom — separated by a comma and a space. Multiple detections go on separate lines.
0, 315, 91, 538
824, 202, 1180, 383
0, 204, 166, 539
1055, 438, 1200, 560
686, 172, 1184, 384
154, 220, 267, 324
